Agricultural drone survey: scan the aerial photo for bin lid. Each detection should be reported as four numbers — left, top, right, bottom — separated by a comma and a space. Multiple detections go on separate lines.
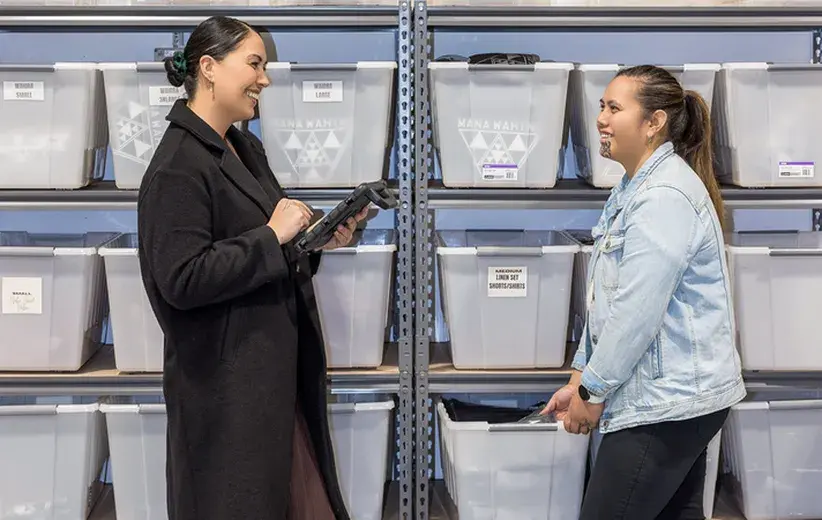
436, 230, 579, 255
98, 233, 139, 256
727, 230, 822, 251
324, 229, 396, 253
0, 232, 116, 256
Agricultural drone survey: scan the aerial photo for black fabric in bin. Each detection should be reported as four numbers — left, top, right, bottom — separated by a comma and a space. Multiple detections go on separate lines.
442, 398, 551, 425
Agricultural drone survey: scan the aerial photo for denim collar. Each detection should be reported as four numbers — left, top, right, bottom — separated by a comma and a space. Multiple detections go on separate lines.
592, 141, 676, 240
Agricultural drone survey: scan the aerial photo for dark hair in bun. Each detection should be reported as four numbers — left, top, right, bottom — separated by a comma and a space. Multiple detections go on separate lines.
162, 15, 254, 98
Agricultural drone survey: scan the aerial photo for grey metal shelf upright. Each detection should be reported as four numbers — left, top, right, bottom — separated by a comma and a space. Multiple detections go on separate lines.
411, 3, 822, 519
0, 4, 415, 520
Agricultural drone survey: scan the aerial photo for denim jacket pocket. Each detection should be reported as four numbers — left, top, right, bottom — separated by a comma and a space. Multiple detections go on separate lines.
598, 232, 625, 293
649, 333, 664, 379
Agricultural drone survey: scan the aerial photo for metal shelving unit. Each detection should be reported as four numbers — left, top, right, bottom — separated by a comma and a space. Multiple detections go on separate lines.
0, 3, 415, 519
411, 2, 822, 519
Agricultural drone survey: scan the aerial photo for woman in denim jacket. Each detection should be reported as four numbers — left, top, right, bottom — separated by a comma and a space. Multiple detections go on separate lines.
543, 65, 746, 519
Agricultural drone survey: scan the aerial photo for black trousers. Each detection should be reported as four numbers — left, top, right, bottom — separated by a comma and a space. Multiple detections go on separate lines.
579, 408, 729, 520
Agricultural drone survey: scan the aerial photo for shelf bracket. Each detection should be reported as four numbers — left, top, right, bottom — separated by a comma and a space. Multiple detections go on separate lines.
814, 29, 821, 231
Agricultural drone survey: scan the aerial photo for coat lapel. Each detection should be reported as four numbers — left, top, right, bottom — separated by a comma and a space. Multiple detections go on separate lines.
165, 100, 274, 219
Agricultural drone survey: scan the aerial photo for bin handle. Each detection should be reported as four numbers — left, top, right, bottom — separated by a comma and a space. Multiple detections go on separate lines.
0, 246, 54, 257
489, 423, 559, 433
0, 65, 55, 73
476, 246, 543, 257
768, 400, 822, 410
136, 62, 167, 73
767, 64, 822, 72
768, 249, 822, 257
467, 64, 536, 72
289, 63, 358, 72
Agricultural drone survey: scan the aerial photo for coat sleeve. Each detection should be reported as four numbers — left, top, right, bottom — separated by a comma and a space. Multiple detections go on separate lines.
138, 168, 289, 311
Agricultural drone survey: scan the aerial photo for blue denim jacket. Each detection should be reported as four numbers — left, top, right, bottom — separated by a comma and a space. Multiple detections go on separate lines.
572, 141, 746, 434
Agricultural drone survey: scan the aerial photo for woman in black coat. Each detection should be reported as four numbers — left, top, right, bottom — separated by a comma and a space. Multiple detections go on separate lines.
136, 16, 365, 520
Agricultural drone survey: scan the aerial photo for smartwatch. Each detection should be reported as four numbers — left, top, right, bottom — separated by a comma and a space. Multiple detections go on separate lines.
578, 384, 605, 404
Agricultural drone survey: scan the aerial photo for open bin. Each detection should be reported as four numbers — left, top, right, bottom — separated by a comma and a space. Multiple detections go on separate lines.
436, 230, 578, 369
567, 63, 719, 188
0, 399, 108, 520
562, 229, 594, 341
100, 62, 185, 189
314, 229, 396, 369
101, 399, 395, 520
713, 63, 822, 187
0, 63, 107, 189
258, 61, 397, 188
725, 231, 822, 371
722, 399, 822, 520
98, 233, 164, 373
0, 232, 113, 371
437, 399, 588, 520
429, 61, 574, 188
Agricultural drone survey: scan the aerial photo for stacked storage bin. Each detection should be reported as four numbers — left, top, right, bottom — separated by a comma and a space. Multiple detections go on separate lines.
567, 63, 720, 188
0, 397, 109, 520
429, 61, 574, 188
0, 232, 113, 371
0, 63, 107, 189
436, 230, 578, 369
725, 231, 822, 371
722, 399, 822, 520
437, 399, 589, 520
98, 230, 397, 371
713, 63, 822, 187
259, 61, 397, 187
101, 399, 396, 520
99, 62, 185, 189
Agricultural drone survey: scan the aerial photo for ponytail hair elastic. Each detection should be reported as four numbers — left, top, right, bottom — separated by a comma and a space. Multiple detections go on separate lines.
172, 51, 187, 75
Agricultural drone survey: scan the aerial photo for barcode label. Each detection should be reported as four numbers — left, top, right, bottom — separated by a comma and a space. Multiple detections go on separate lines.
778, 161, 814, 179
482, 163, 518, 181
3, 81, 45, 101
148, 85, 185, 106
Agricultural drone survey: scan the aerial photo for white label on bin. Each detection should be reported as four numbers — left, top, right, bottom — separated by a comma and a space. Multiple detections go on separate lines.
2, 277, 42, 315
482, 163, 518, 181
778, 161, 814, 179
148, 86, 185, 106
302, 80, 343, 103
488, 267, 527, 298
3, 81, 44, 101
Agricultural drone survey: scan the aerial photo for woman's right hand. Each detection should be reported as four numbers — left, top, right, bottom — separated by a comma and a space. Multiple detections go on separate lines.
268, 198, 313, 244
540, 384, 578, 422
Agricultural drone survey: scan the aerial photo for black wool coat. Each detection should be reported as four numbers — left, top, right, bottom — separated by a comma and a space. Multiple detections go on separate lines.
137, 99, 349, 520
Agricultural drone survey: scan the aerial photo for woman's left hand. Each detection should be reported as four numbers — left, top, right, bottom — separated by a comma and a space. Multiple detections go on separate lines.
564, 391, 604, 435
320, 205, 370, 251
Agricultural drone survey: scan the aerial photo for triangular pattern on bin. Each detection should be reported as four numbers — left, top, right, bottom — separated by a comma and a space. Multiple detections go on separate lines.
273, 126, 348, 180
458, 127, 539, 174
111, 101, 170, 166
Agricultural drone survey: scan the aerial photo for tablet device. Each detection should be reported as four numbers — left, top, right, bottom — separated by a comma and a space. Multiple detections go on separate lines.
294, 180, 398, 255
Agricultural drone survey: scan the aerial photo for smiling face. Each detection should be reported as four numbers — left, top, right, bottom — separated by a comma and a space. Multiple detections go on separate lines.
200, 30, 270, 123
596, 74, 673, 176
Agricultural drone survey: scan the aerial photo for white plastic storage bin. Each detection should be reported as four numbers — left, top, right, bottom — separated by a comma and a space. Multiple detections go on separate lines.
259, 61, 396, 188
101, 400, 395, 520
714, 62, 822, 187
589, 428, 722, 519
562, 230, 594, 340
436, 231, 578, 369
314, 230, 396, 368
726, 231, 822, 371
328, 401, 395, 520
568, 63, 719, 188
429, 61, 574, 188
722, 399, 822, 520
98, 234, 164, 373
0, 63, 106, 189
100, 62, 186, 189
0, 232, 113, 371
437, 401, 588, 520
0, 400, 108, 520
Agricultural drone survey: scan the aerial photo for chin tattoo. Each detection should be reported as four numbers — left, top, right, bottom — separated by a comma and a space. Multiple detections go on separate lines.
600, 141, 612, 159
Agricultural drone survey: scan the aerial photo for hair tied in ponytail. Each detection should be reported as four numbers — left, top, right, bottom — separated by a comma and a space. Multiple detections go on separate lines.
172, 51, 187, 75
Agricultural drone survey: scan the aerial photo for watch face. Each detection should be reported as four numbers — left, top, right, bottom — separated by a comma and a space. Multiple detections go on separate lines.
578, 384, 590, 401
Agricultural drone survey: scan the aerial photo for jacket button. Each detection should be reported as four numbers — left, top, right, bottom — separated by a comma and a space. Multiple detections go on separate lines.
296, 264, 301, 273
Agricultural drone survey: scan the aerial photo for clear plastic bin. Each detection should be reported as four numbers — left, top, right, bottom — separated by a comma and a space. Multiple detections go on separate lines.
0, 232, 114, 371
100, 62, 185, 189
101, 400, 395, 520
436, 230, 578, 369
562, 230, 594, 340
0, 400, 108, 520
722, 399, 822, 520
714, 63, 822, 187
98, 234, 164, 373
314, 230, 396, 368
429, 61, 574, 188
568, 63, 719, 188
436, 400, 588, 520
726, 231, 822, 370
0, 63, 107, 189
259, 61, 396, 188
